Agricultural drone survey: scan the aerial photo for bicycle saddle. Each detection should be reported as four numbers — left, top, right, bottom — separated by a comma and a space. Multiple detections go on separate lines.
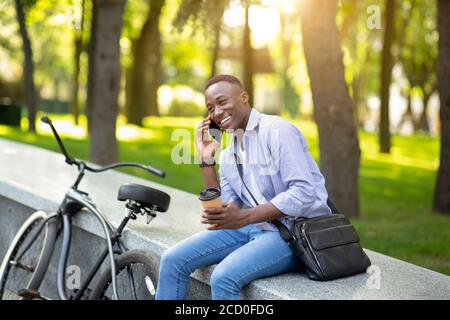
117, 183, 170, 212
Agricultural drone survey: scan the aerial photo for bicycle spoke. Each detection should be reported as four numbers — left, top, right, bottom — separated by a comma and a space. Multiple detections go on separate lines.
126, 265, 138, 300
15, 221, 46, 262
1, 218, 46, 300
99, 263, 155, 300
9, 260, 35, 273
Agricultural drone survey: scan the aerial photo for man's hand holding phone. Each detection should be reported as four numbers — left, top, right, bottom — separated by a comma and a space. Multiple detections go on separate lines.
195, 114, 221, 163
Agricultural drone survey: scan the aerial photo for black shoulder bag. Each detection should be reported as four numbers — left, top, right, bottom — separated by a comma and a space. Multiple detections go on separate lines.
234, 152, 371, 281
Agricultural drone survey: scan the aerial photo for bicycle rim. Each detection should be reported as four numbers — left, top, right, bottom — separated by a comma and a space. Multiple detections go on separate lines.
0, 211, 48, 300
90, 250, 159, 300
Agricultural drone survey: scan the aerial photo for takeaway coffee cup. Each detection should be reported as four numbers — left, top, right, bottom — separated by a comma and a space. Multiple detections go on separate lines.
199, 187, 221, 209
199, 188, 221, 228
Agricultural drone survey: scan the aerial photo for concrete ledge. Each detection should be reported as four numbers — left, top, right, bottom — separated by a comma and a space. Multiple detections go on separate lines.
1, 137, 449, 300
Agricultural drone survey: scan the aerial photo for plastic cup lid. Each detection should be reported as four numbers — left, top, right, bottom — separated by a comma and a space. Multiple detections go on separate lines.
199, 187, 221, 201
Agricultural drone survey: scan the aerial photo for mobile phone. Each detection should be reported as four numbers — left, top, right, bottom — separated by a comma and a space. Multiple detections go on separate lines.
208, 118, 222, 142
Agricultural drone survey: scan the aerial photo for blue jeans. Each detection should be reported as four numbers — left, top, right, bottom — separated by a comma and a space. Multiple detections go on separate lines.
155, 224, 300, 300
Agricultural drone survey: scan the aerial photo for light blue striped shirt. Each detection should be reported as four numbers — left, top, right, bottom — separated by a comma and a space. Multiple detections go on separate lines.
218, 108, 331, 232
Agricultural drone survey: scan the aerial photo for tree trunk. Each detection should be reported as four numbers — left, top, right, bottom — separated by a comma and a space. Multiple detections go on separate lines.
125, 23, 150, 125
14, 0, 37, 133
396, 91, 417, 133
145, 2, 163, 118
125, 0, 163, 125
86, 1, 98, 135
352, 74, 362, 127
300, 0, 361, 217
379, 0, 396, 153
242, 0, 254, 106
418, 92, 431, 133
433, 0, 450, 214
209, 18, 222, 79
87, 0, 125, 165
71, 36, 82, 126
280, 12, 299, 118
70, 0, 85, 126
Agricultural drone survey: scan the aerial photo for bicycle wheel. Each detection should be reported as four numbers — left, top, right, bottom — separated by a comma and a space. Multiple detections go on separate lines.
89, 249, 159, 300
0, 211, 58, 300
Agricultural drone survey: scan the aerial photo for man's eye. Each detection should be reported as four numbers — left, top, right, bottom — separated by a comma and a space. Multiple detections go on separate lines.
219, 100, 226, 105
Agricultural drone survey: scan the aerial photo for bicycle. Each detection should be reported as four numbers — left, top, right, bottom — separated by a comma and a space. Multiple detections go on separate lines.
0, 116, 171, 300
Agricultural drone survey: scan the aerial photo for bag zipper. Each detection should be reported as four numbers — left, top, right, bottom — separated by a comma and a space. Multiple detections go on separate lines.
301, 223, 325, 277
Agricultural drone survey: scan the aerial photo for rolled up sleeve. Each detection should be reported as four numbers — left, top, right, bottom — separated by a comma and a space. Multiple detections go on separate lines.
268, 120, 316, 217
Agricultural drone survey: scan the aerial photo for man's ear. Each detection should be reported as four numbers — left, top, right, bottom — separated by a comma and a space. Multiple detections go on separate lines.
241, 91, 249, 104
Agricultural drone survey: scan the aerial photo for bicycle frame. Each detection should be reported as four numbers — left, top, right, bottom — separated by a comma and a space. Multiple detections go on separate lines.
56, 186, 142, 300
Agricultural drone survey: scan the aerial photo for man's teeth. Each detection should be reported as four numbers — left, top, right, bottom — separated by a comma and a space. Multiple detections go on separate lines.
220, 116, 231, 125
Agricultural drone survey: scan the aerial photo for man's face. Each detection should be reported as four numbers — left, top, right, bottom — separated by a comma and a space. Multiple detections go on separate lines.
204, 81, 249, 130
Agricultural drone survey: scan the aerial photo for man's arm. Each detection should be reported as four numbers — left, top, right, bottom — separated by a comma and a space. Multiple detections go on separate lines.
202, 202, 286, 230
201, 166, 220, 189
243, 202, 287, 224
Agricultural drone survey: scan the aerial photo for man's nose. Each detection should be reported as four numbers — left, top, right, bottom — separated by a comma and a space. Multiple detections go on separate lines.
213, 107, 225, 119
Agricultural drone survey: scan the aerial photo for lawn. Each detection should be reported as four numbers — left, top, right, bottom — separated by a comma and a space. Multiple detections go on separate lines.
1, 113, 449, 275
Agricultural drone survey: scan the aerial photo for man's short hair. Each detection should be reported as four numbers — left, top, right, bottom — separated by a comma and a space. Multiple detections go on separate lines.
204, 74, 243, 91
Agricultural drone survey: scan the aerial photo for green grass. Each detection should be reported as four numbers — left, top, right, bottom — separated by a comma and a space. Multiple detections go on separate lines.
1, 113, 449, 275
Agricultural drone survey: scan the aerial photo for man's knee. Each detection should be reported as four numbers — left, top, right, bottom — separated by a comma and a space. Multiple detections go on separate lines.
210, 264, 242, 293
160, 246, 195, 276
160, 247, 181, 271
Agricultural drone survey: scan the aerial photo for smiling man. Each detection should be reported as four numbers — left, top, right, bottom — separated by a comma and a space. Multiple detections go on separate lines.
155, 74, 332, 300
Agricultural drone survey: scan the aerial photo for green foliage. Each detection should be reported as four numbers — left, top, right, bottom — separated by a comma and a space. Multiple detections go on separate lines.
340, 0, 383, 99
159, 0, 211, 91
22, 0, 39, 11
0, 0, 79, 103
173, 0, 229, 36
399, 0, 437, 92
0, 1, 23, 79
27, 0, 74, 90
166, 97, 204, 117
283, 75, 300, 118
121, 0, 149, 68
161, 39, 210, 91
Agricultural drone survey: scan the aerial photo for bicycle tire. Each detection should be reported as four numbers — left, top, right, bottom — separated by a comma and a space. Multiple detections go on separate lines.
89, 249, 159, 300
0, 211, 58, 300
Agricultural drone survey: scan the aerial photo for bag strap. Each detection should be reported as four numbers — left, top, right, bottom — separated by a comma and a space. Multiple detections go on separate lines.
233, 151, 295, 243
232, 138, 339, 243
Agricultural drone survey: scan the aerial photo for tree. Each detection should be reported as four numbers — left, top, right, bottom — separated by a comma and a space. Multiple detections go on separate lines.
71, 0, 86, 126
339, 0, 366, 127
174, 0, 256, 100
300, 0, 361, 217
174, 0, 229, 80
433, 0, 450, 214
14, 0, 38, 133
125, 0, 165, 126
379, 0, 396, 153
242, 0, 254, 106
86, 0, 126, 165
279, 7, 300, 118
398, 0, 437, 134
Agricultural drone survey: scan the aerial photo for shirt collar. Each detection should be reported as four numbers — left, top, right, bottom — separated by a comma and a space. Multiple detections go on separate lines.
231, 108, 261, 155
245, 108, 261, 131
